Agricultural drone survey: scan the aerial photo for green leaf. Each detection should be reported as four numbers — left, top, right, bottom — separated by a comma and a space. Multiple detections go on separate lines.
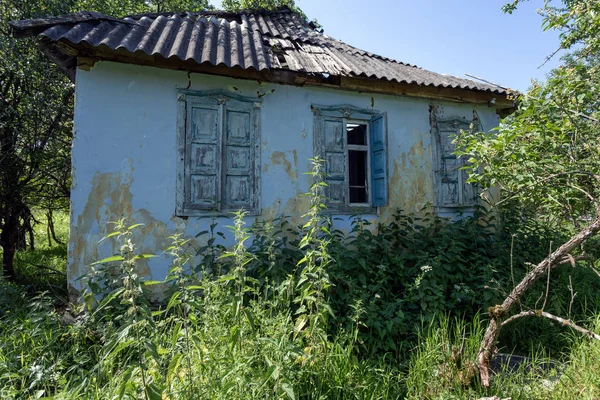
244, 308, 257, 332
294, 315, 308, 332
171, 321, 183, 347
166, 353, 184, 385
127, 223, 144, 230
145, 383, 163, 400
116, 366, 134, 398
104, 339, 135, 363
166, 291, 181, 311
99, 231, 121, 242
93, 287, 125, 315
281, 383, 295, 400
91, 255, 124, 265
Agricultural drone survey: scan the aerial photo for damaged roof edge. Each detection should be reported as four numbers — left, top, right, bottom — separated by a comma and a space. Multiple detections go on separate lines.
10, 8, 515, 108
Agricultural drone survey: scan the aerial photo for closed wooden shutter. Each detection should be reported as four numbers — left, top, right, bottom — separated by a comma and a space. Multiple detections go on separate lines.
176, 90, 261, 216
186, 100, 222, 210
318, 117, 346, 207
223, 101, 256, 211
435, 118, 478, 208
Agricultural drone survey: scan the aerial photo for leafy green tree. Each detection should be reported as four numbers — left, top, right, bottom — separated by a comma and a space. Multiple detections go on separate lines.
220, 0, 314, 24
221, 0, 297, 11
75, 0, 213, 15
456, 0, 600, 386
0, 0, 74, 280
0, 0, 214, 280
503, 0, 600, 57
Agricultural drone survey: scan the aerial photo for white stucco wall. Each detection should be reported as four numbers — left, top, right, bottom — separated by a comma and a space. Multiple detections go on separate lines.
68, 61, 500, 298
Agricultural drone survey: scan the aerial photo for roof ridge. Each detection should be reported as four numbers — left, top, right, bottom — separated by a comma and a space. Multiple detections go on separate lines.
9, 11, 135, 37
124, 6, 298, 21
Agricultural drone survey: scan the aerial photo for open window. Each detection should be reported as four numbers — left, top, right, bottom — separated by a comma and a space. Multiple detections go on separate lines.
312, 104, 388, 213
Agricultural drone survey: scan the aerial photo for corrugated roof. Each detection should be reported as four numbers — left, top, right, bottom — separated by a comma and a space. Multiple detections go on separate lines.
10, 8, 506, 95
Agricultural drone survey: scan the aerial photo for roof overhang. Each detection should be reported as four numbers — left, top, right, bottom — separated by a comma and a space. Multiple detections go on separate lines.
10, 10, 517, 115
44, 38, 515, 114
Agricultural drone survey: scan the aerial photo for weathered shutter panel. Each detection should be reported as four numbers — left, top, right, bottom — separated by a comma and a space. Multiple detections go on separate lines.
223, 103, 255, 211
461, 121, 480, 207
435, 119, 478, 208
321, 117, 346, 207
438, 124, 461, 207
369, 113, 387, 207
186, 101, 222, 210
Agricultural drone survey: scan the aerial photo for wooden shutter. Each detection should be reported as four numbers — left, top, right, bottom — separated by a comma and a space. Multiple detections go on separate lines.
435, 118, 477, 207
317, 116, 346, 207
222, 100, 258, 211
369, 113, 387, 207
177, 91, 261, 216
185, 99, 222, 210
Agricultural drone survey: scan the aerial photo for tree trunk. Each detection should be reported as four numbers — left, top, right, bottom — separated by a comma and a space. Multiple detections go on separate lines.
477, 215, 600, 387
47, 209, 63, 246
1, 211, 19, 281
24, 209, 34, 250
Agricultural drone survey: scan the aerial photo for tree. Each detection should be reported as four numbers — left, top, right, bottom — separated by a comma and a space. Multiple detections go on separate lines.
221, 0, 297, 11
0, 0, 75, 280
221, 0, 313, 24
0, 0, 214, 281
456, 0, 600, 386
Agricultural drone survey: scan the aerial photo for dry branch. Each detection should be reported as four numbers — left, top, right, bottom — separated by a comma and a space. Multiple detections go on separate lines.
477, 215, 600, 387
501, 310, 600, 340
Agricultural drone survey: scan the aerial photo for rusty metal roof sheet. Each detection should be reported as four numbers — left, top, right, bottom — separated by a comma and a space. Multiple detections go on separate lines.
10, 8, 506, 94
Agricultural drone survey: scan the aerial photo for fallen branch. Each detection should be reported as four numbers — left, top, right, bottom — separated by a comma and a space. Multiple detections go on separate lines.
477, 215, 600, 387
501, 310, 600, 341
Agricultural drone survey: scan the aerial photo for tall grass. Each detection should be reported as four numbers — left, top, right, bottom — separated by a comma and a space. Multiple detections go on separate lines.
1, 162, 600, 398
404, 314, 600, 399
5, 210, 69, 295
0, 160, 405, 399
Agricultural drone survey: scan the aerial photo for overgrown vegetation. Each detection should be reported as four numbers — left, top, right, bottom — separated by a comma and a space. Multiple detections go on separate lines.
456, 0, 600, 385
1, 160, 600, 399
2, 0, 600, 397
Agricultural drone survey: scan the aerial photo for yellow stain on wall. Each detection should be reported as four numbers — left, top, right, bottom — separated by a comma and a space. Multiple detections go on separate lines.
270, 151, 298, 182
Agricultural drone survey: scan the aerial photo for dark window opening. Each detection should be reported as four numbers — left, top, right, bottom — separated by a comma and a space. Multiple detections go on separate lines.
348, 150, 368, 203
347, 123, 367, 145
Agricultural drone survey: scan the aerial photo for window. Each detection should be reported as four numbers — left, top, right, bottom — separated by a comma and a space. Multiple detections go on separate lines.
432, 117, 479, 211
312, 104, 388, 213
176, 90, 261, 216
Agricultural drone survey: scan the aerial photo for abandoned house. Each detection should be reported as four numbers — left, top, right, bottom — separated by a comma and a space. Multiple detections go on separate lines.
11, 7, 513, 298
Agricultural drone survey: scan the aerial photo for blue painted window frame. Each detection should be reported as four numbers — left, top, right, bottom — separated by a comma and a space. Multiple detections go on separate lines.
312, 104, 388, 213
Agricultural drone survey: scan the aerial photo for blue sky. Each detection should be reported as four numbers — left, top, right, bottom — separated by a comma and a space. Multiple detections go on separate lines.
214, 0, 564, 92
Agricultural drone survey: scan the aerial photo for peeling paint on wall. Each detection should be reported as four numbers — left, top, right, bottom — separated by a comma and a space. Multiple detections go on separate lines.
270, 151, 298, 182
69, 61, 503, 300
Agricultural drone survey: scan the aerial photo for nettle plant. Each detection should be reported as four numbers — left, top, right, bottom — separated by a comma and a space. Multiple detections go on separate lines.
82, 220, 161, 399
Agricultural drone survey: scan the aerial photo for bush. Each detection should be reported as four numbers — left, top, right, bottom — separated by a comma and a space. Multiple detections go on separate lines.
2, 163, 598, 398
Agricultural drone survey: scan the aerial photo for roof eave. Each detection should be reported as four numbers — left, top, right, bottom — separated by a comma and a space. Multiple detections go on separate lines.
53, 39, 514, 112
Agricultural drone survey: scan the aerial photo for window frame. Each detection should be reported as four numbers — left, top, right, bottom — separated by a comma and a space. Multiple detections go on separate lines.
346, 119, 372, 207
312, 104, 386, 214
176, 89, 262, 217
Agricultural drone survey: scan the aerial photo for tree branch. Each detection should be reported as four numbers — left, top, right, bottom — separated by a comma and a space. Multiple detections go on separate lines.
477, 215, 600, 387
501, 310, 600, 340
